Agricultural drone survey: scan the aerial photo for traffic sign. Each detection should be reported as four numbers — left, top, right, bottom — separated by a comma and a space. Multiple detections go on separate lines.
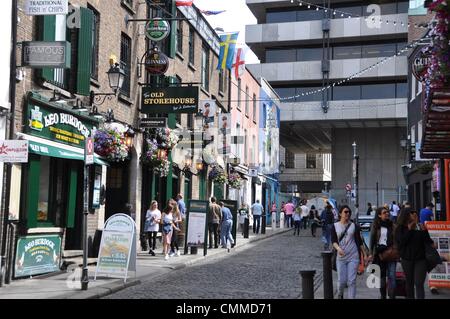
85, 137, 94, 165
345, 183, 352, 191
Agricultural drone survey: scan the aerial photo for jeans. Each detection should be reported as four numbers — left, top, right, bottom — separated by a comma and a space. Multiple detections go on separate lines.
285, 215, 293, 228
208, 223, 219, 248
293, 220, 301, 235
253, 215, 261, 234
401, 259, 427, 299
301, 217, 308, 230
336, 258, 360, 299
221, 219, 234, 248
147, 231, 157, 250
374, 256, 397, 298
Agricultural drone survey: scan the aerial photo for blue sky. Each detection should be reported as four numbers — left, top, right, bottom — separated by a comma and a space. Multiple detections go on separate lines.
194, 0, 260, 64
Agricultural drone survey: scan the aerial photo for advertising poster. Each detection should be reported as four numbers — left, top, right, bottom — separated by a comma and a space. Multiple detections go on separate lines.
186, 213, 207, 247
217, 113, 231, 155
95, 214, 136, 282
200, 100, 216, 124
14, 235, 61, 278
426, 221, 450, 288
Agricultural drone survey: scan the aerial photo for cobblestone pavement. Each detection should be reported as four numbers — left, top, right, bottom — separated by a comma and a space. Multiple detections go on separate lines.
105, 228, 324, 299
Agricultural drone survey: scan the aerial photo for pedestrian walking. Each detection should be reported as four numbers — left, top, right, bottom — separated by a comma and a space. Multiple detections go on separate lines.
161, 203, 180, 260
208, 197, 222, 248
389, 201, 400, 223
145, 200, 161, 256
419, 203, 434, 224
331, 205, 367, 299
251, 200, 264, 234
309, 205, 321, 237
238, 203, 248, 236
220, 202, 234, 252
367, 202, 373, 216
300, 200, 309, 230
369, 207, 398, 299
395, 208, 434, 299
284, 200, 295, 228
293, 207, 301, 236
321, 203, 335, 250
271, 201, 278, 226
176, 194, 187, 220
170, 199, 182, 257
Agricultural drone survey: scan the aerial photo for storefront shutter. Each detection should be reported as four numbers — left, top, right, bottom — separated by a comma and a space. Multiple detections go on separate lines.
26, 157, 41, 228
76, 7, 93, 96
40, 16, 56, 82
66, 165, 78, 228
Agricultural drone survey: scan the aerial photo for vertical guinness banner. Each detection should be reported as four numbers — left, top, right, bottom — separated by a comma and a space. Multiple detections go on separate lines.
141, 86, 199, 114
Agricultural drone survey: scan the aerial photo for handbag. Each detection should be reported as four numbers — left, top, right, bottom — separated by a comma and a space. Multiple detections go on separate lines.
425, 242, 442, 272
379, 245, 400, 262
332, 222, 352, 271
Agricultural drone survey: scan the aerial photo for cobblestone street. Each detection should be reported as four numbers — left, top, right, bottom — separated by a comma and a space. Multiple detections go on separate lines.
105, 229, 324, 299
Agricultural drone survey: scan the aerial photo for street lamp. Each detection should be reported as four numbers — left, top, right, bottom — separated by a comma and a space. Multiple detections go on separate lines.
124, 127, 135, 148
196, 160, 204, 171
352, 141, 359, 211
89, 63, 126, 106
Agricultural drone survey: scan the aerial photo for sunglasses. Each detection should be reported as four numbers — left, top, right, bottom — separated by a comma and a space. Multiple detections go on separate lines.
381, 211, 389, 215
342, 210, 350, 214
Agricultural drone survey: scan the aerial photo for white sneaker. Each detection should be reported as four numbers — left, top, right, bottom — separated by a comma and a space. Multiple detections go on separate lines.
164, 254, 169, 260
176, 251, 181, 257
169, 252, 175, 257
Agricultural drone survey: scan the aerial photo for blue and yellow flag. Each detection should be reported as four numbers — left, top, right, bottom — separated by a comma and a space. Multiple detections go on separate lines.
217, 32, 239, 70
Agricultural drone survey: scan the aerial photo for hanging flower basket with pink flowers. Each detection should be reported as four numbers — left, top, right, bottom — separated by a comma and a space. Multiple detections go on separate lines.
93, 124, 130, 162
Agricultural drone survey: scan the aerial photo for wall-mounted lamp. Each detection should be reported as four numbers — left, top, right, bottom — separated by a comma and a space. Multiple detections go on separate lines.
72, 99, 88, 112
195, 160, 204, 171
124, 127, 135, 148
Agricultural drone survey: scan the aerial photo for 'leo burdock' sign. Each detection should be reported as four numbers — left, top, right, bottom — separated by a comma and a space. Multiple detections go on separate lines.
25, 0, 69, 15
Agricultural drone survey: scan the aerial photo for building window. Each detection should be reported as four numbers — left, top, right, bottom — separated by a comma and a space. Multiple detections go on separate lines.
237, 78, 242, 109
201, 43, 209, 91
285, 150, 295, 169
306, 154, 316, 169
188, 27, 194, 65
219, 69, 224, 93
252, 135, 256, 165
244, 128, 247, 164
89, 6, 100, 80
120, 33, 132, 97
176, 12, 183, 54
245, 86, 249, 116
411, 125, 416, 145
252, 94, 257, 122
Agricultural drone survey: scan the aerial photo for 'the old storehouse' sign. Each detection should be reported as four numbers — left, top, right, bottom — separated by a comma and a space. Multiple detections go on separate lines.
141, 87, 198, 114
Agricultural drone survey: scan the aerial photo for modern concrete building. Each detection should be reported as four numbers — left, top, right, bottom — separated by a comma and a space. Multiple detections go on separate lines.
246, 0, 409, 208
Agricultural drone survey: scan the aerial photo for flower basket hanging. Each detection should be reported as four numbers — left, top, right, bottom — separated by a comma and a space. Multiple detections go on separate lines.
208, 165, 227, 184
93, 124, 130, 162
154, 127, 179, 150
228, 172, 243, 189
141, 138, 171, 177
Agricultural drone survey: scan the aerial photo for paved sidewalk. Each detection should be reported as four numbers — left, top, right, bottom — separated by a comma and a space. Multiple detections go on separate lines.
0, 226, 290, 299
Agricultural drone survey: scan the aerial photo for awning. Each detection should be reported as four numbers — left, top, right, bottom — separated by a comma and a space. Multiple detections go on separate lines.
17, 133, 109, 166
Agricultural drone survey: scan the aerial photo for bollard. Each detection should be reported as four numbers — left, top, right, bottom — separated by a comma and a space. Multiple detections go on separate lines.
300, 270, 316, 299
271, 212, 276, 232
321, 251, 334, 299
280, 212, 285, 229
243, 217, 249, 238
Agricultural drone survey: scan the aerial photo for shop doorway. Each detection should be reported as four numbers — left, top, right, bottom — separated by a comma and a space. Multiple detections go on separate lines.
105, 164, 129, 220
65, 161, 84, 250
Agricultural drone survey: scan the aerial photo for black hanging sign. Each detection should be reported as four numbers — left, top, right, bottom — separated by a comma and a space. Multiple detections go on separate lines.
145, 48, 169, 75
141, 86, 199, 114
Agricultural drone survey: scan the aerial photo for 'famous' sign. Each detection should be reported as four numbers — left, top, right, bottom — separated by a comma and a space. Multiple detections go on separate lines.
141, 86, 199, 114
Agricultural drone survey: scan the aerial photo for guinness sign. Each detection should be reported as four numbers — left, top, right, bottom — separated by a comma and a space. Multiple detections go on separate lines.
145, 47, 169, 75
412, 48, 431, 82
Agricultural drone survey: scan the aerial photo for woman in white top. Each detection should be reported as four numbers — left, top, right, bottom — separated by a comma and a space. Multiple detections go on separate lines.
145, 200, 161, 256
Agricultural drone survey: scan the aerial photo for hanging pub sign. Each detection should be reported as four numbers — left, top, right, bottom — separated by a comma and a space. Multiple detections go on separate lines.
145, 48, 169, 75
412, 48, 431, 82
146, 18, 171, 42
139, 117, 168, 128
24, 0, 69, 15
142, 86, 199, 114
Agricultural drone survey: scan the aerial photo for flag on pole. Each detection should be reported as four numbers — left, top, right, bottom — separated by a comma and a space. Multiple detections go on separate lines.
217, 32, 239, 70
231, 47, 246, 80
200, 10, 226, 16
176, 0, 193, 6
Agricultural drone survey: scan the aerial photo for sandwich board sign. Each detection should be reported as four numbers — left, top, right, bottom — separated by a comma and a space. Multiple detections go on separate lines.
94, 213, 136, 283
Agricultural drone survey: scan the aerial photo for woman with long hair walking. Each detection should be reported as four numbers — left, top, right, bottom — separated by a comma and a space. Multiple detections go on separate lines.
161, 203, 180, 260
145, 200, 161, 256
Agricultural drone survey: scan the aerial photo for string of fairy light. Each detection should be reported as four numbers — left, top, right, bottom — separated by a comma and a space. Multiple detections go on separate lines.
290, 0, 430, 29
